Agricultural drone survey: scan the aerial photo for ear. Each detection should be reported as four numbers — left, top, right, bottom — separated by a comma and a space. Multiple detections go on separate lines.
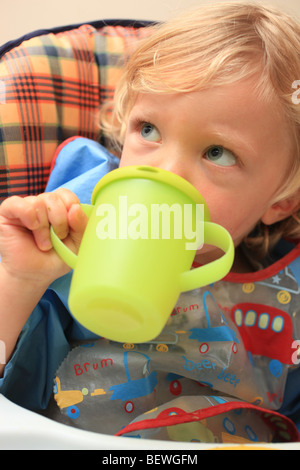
261, 195, 300, 226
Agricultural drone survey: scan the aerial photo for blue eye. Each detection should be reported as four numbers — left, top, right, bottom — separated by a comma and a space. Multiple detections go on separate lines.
140, 123, 161, 142
205, 146, 237, 167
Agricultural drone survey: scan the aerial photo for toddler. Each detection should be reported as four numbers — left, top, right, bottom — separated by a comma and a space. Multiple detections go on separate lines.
1, 2, 300, 442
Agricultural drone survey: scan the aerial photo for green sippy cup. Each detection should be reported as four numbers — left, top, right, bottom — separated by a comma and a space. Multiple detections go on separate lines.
51, 165, 234, 343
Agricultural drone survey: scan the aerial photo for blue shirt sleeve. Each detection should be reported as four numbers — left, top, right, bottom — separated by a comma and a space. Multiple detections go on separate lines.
0, 138, 119, 410
46, 137, 120, 203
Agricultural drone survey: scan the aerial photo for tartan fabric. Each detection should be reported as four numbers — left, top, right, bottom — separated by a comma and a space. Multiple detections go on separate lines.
0, 23, 152, 201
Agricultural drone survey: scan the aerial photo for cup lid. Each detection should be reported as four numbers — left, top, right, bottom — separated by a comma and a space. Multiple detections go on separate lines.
91, 165, 210, 221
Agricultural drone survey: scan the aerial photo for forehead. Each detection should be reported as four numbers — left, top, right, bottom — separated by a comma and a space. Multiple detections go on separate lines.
130, 80, 287, 133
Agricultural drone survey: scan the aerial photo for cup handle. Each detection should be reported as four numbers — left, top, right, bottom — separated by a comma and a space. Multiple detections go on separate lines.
50, 203, 93, 270
179, 222, 234, 292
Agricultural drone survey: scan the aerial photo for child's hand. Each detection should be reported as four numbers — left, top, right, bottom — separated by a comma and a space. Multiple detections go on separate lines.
0, 189, 88, 287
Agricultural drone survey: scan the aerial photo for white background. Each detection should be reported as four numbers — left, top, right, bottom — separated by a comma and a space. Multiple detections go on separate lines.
1, 0, 300, 47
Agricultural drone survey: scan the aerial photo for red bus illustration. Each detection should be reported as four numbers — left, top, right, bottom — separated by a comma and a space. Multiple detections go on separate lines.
231, 303, 295, 365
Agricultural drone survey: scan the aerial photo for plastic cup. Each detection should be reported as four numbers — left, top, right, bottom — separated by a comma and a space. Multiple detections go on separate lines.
51, 165, 234, 342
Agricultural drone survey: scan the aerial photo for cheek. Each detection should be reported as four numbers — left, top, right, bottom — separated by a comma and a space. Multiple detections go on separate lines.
119, 148, 130, 168
119, 153, 136, 168
120, 139, 144, 168
120, 136, 134, 167
204, 194, 266, 243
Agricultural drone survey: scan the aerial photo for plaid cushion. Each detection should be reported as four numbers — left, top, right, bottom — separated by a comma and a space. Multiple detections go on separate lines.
0, 22, 152, 201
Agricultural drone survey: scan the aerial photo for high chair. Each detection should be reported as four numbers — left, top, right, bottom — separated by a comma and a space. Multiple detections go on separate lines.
0, 18, 298, 450
0, 19, 153, 203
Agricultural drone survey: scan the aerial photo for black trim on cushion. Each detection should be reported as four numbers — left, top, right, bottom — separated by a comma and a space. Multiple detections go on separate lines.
0, 19, 155, 58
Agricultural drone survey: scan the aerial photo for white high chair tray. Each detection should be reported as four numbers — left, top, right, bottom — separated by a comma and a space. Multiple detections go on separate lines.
0, 394, 299, 450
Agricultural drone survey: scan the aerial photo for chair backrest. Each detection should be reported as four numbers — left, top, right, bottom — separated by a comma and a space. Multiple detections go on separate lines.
0, 20, 152, 202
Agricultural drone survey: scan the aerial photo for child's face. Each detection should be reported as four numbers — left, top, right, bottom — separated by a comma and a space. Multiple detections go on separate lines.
120, 77, 293, 262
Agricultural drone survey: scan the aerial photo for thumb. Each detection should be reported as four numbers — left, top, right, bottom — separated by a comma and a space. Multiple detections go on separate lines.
68, 204, 88, 244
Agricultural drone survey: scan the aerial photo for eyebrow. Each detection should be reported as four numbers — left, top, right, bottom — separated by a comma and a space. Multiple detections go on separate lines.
128, 106, 158, 124
208, 129, 258, 163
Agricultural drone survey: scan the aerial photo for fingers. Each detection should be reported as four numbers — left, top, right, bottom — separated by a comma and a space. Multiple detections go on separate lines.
32, 192, 68, 251
0, 195, 41, 231
0, 189, 83, 252
33, 189, 82, 251
68, 203, 89, 233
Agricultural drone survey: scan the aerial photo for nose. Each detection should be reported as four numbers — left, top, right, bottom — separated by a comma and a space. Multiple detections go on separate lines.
147, 150, 191, 181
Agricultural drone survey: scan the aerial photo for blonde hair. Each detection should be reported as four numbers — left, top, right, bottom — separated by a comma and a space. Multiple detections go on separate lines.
100, 1, 300, 260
